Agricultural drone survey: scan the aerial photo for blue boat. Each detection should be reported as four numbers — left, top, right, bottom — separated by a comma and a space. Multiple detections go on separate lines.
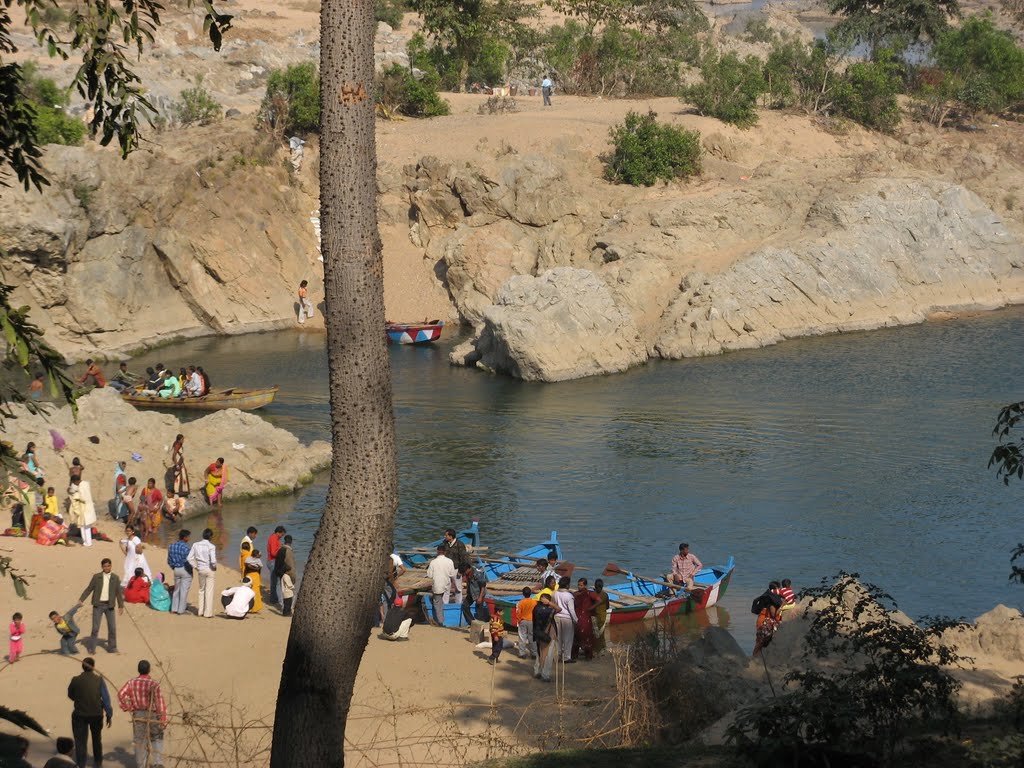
418, 531, 561, 628
398, 520, 481, 570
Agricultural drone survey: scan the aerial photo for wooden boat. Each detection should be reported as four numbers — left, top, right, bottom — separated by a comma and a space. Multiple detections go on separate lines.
489, 556, 735, 629
396, 527, 561, 628
386, 320, 445, 345
121, 387, 279, 412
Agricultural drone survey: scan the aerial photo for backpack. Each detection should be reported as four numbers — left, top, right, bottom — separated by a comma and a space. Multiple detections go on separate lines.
751, 590, 783, 615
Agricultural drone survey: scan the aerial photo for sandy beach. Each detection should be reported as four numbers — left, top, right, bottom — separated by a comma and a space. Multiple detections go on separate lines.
1, 515, 621, 767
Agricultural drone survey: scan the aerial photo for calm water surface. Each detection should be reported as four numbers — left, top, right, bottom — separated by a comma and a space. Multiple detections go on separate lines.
128, 309, 1024, 647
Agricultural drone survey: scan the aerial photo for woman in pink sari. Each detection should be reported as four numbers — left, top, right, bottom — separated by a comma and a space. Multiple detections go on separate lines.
572, 577, 598, 660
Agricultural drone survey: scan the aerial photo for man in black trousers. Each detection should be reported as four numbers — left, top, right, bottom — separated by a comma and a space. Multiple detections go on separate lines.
75, 558, 124, 653
67, 657, 113, 767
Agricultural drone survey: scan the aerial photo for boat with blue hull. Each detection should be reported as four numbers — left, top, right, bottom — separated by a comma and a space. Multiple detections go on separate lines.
404, 530, 562, 628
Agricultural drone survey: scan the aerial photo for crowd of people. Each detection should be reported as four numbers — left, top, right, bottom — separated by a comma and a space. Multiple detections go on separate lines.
72, 359, 213, 399
6, 432, 235, 551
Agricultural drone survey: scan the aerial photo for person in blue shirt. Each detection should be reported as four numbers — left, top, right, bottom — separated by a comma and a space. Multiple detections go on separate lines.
167, 529, 193, 615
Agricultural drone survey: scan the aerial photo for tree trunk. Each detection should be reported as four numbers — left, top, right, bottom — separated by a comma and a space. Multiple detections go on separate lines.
270, 0, 397, 765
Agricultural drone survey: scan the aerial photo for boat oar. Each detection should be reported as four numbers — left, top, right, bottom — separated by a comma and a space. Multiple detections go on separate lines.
602, 563, 701, 593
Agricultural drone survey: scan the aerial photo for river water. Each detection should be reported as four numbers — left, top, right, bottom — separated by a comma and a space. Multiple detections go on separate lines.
126, 309, 1024, 647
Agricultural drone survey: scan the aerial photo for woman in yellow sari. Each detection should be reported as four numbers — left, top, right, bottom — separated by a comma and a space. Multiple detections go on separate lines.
204, 457, 228, 506
243, 549, 264, 612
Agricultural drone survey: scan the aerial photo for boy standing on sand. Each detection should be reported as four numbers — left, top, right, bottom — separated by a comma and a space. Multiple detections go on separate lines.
515, 587, 537, 658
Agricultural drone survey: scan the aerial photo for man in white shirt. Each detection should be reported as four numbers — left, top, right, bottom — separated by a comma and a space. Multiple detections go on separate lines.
553, 576, 578, 663
76, 558, 124, 653
425, 546, 456, 626
185, 365, 203, 396
541, 75, 553, 107
221, 578, 256, 619
187, 528, 218, 618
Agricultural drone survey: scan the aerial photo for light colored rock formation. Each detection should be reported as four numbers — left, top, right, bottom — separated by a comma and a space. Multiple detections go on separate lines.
412, 153, 1024, 381
0, 128, 326, 362
5, 388, 330, 512
450, 268, 647, 381
654, 179, 1024, 359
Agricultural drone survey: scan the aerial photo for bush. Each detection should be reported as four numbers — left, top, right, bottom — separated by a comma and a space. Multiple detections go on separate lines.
467, 37, 510, 87
376, 65, 450, 118
744, 17, 777, 44
932, 17, 1024, 116
17, 63, 85, 147
32, 106, 86, 145
175, 76, 222, 126
540, 18, 704, 97
375, 0, 406, 28
727, 573, 966, 767
682, 51, 766, 127
834, 52, 903, 132
604, 110, 701, 186
763, 39, 840, 112
260, 63, 321, 135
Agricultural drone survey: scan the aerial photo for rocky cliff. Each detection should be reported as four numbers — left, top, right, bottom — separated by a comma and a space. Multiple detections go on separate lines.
0, 126, 325, 362
405, 150, 1024, 381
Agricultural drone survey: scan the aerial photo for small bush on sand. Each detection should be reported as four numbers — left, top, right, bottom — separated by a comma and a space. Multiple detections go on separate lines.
604, 110, 701, 186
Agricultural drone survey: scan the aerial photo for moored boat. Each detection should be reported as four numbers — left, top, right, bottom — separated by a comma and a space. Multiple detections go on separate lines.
121, 387, 279, 412
489, 556, 735, 629
397, 528, 561, 628
600, 557, 735, 625
386, 320, 445, 345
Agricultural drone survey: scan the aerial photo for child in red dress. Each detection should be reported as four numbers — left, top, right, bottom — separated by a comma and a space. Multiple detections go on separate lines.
9, 612, 25, 662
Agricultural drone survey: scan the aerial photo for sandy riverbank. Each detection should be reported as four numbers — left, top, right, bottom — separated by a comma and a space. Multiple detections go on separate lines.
0, 516, 621, 767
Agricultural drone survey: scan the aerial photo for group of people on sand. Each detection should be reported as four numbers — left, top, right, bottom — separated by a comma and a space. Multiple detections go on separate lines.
7, 432, 232, 549
6, 523, 302, 765
3, 654, 170, 768
66, 358, 213, 399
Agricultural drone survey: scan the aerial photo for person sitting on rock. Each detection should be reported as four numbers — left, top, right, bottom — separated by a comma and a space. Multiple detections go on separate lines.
77, 359, 106, 388
163, 492, 186, 523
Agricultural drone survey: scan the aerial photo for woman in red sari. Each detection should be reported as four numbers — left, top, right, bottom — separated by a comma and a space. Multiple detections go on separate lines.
572, 577, 598, 660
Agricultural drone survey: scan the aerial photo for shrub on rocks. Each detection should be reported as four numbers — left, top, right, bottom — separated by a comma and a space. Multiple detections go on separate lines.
604, 110, 701, 186
376, 65, 450, 118
259, 63, 321, 136
682, 51, 767, 128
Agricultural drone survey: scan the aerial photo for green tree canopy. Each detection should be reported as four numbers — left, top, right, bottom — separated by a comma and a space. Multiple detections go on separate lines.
827, 0, 961, 52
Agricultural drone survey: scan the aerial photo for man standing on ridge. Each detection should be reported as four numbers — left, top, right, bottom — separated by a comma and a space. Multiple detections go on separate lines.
118, 659, 167, 768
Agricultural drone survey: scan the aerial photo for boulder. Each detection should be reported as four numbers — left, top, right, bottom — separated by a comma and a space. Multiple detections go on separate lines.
945, 604, 1024, 663
5, 388, 330, 511
450, 268, 647, 382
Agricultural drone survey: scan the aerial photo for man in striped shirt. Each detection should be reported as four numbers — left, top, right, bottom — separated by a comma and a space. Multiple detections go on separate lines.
118, 660, 167, 768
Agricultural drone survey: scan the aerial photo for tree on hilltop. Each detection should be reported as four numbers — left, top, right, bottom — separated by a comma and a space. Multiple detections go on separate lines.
409, 0, 535, 90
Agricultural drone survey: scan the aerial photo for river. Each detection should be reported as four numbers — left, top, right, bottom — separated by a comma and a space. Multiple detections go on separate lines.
126, 309, 1024, 648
